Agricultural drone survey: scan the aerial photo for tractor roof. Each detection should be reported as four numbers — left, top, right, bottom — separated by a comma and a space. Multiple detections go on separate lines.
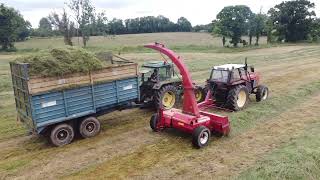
213, 64, 245, 71
142, 61, 173, 68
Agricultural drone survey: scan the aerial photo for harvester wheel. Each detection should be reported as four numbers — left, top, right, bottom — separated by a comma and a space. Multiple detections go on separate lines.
155, 85, 177, 110
192, 126, 211, 148
226, 85, 249, 111
79, 117, 101, 138
50, 123, 74, 147
194, 86, 206, 103
256, 85, 269, 102
150, 113, 159, 132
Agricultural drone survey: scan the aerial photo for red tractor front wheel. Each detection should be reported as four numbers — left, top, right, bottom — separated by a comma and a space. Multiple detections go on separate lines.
256, 85, 269, 102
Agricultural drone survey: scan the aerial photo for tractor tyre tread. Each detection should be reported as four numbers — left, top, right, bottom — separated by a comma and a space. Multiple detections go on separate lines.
150, 113, 159, 132
226, 85, 249, 111
256, 85, 269, 102
154, 84, 177, 110
195, 86, 206, 103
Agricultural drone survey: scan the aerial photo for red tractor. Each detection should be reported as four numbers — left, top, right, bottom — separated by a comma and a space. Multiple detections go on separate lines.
146, 43, 230, 148
205, 62, 269, 111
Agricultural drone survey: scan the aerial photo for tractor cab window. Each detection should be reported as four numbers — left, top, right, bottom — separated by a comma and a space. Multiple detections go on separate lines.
231, 69, 241, 82
239, 68, 248, 80
211, 70, 229, 83
140, 67, 155, 82
158, 67, 171, 80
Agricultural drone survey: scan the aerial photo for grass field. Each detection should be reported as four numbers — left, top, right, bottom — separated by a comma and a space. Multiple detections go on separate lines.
15, 32, 270, 53
0, 32, 320, 179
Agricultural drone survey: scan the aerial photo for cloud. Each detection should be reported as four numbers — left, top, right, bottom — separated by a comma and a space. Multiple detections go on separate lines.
2, 0, 319, 27
3, 0, 64, 11
94, 0, 136, 9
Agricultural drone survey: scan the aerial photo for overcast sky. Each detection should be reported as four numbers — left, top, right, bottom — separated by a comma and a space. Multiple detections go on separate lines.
2, 0, 320, 27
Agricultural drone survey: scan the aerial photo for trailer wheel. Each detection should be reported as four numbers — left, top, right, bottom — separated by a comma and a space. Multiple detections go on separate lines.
79, 117, 101, 138
192, 126, 211, 148
150, 113, 159, 132
226, 85, 249, 111
50, 123, 74, 147
256, 85, 269, 102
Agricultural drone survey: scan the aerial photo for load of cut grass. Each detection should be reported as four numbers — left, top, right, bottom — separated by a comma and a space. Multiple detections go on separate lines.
15, 46, 106, 77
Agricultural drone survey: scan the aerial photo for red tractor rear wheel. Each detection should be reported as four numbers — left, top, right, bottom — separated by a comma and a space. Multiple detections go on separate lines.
226, 85, 249, 111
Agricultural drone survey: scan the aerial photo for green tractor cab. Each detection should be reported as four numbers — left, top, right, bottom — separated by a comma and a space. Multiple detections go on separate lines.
140, 61, 181, 110
139, 61, 205, 109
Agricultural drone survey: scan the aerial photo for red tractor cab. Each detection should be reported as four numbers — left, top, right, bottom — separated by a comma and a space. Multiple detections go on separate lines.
146, 43, 230, 148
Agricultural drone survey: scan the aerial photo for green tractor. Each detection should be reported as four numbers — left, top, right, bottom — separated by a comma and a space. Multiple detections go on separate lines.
140, 61, 205, 110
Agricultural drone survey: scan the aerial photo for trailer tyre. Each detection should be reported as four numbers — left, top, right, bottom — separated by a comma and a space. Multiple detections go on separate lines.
50, 123, 74, 147
256, 85, 269, 102
192, 126, 211, 148
150, 113, 159, 132
79, 117, 101, 138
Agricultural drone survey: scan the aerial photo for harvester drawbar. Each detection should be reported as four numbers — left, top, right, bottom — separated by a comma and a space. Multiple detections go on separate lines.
146, 43, 230, 148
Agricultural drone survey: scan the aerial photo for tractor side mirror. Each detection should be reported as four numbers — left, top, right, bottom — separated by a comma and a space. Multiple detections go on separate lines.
250, 66, 255, 72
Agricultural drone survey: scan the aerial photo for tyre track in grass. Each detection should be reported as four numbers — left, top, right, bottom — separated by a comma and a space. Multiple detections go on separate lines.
1, 109, 159, 179
2, 128, 163, 179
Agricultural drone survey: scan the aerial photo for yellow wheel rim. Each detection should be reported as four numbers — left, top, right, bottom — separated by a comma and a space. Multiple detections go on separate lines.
237, 90, 247, 108
162, 91, 176, 109
195, 90, 202, 102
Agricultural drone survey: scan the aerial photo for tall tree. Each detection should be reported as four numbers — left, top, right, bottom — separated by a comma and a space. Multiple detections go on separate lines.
68, 0, 95, 47
213, 20, 227, 47
0, 4, 30, 50
268, 0, 316, 42
108, 18, 125, 35
177, 17, 192, 32
310, 18, 320, 42
216, 5, 253, 47
248, 13, 267, 45
38, 17, 53, 37
49, 9, 74, 46
94, 12, 108, 35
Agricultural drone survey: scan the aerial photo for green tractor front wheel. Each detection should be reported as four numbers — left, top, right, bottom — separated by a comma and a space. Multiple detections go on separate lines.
155, 85, 177, 110
194, 86, 206, 103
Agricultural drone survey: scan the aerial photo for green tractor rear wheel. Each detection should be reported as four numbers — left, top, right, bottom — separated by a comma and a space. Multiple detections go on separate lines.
155, 85, 177, 110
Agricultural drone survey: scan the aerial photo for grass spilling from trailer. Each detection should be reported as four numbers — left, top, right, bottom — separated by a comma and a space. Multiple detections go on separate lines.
14, 46, 106, 77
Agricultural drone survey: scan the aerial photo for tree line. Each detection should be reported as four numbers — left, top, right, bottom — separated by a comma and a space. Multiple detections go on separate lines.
1, 0, 320, 51
213, 0, 319, 47
33, 15, 193, 37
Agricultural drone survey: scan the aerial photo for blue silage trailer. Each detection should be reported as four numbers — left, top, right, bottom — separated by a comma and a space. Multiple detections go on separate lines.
10, 61, 139, 146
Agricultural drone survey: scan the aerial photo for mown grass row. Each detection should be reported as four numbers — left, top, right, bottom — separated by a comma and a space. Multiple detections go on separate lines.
238, 122, 320, 180
65, 80, 320, 179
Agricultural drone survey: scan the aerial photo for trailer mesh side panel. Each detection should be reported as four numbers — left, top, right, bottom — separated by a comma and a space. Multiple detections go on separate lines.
10, 63, 34, 129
